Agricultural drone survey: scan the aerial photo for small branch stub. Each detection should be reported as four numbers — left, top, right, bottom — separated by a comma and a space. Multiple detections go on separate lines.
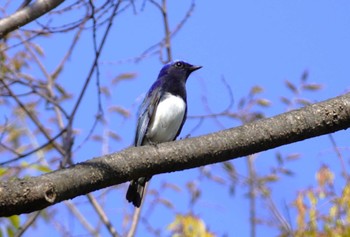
44, 183, 56, 203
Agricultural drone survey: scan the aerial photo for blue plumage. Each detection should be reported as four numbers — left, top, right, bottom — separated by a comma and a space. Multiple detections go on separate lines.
126, 60, 202, 207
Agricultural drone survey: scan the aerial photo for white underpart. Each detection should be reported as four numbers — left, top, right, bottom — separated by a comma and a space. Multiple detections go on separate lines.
147, 93, 186, 143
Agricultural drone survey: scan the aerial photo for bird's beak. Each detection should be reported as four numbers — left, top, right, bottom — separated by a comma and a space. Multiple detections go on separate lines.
189, 65, 202, 72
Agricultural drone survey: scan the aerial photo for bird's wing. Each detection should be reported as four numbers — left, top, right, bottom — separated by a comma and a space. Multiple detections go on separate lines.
135, 80, 163, 146
175, 105, 187, 139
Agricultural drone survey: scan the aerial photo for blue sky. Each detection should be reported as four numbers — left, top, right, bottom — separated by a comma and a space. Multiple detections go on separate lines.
4, 1, 350, 236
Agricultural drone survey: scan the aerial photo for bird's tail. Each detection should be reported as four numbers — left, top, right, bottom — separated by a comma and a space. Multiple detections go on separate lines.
126, 177, 150, 208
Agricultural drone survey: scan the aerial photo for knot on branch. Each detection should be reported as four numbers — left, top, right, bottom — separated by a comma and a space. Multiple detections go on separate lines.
44, 183, 56, 203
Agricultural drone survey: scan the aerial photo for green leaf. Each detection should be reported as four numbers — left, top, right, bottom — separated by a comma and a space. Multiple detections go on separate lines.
6, 226, 14, 237
9, 215, 20, 229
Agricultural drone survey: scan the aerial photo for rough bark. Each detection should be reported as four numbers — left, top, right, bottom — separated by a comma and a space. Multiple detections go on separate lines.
0, 0, 64, 39
1, 93, 350, 217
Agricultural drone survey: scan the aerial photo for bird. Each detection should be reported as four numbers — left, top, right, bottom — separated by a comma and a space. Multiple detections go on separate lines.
126, 60, 202, 207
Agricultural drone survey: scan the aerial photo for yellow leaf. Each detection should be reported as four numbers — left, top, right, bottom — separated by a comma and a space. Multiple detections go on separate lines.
329, 205, 338, 219
9, 215, 20, 228
168, 214, 215, 237
31, 164, 52, 173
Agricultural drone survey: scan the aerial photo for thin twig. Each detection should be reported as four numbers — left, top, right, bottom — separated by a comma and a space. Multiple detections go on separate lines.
89, 0, 104, 123
127, 183, 149, 237
79, 3, 122, 236
65, 200, 100, 237
0, 80, 65, 155
0, 128, 67, 166
87, 193, 120, 237
17, 32, 66, 130
199, 78, 226, 129
70, 0, 121, 152
68, 0, 120, 127
247, 154, 256, 237
264, 193, 292, 235
13, 211, 41, 237
150, 0, 172, 63
31, 88, 69, 119
134, 0, 195, 62
328, 134, 348, 179
51, 24, 85, 78
161, 0, 172, 62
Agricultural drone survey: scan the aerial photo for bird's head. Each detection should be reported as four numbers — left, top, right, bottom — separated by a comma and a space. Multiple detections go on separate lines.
158, 60, 202, 80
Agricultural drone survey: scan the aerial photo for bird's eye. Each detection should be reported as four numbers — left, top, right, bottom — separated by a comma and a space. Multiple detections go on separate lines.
175, 61, 184, 68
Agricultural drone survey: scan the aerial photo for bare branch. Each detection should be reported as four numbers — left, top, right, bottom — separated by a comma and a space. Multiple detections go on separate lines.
0, 128, 67, 165
127, 183, 148, 237
150, 0, 172, 63
13, 211, 41, 237
0, 0, 65, 39
69, 1, 121, 125
247, 154, 257, 237
134, 1, 195, 63
65, 200, 100, 237
0, 79, 66, 156
86, 193, 120, 237
1, 93, 350, 216
328, 133, 348, 178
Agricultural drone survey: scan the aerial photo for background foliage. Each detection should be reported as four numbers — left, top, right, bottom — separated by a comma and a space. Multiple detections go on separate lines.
0, 1, 350, 236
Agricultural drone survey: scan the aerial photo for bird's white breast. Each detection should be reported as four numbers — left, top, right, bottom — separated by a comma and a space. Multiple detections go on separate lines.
147, 93, 186, 143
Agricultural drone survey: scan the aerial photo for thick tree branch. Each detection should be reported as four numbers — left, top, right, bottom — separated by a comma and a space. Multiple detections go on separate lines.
1, 93, 350, 217
0, 0, 64, 39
